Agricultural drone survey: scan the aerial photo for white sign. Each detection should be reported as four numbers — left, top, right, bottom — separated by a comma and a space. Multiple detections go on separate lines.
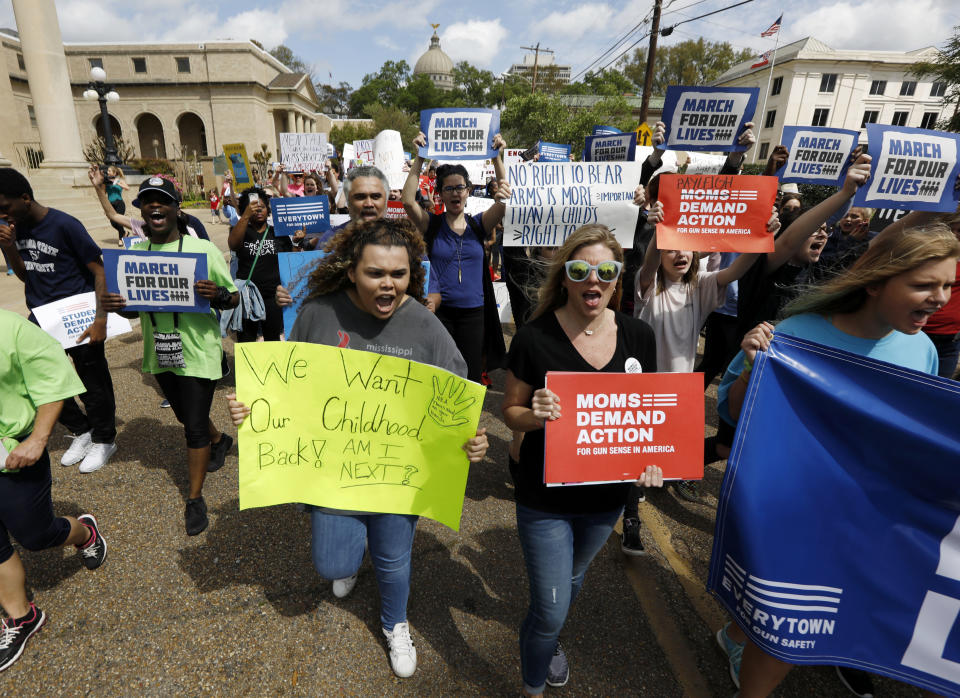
32, 292, 132, 349
493, 281, 513, 323
279, 132, 328, 172
465, 197, 496, 217
341, 143, 356, 167
684, 152, 728, 175
354, 139, 374, 164
437, 159, 486, 188
505, 149, 525, 166
374, 130, 407, 191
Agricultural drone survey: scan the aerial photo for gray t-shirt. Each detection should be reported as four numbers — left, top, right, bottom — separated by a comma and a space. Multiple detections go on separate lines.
290, 290, 467, 377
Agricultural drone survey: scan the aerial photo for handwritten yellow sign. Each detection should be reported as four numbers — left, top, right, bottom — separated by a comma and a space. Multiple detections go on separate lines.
236, 342, 485, 530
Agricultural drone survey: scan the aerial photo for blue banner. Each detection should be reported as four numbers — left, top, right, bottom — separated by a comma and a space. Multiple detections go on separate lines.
537, 141, 571, 162
661, 86, 759, 152
419, 108, 500, 160
103, 249, 210, 313
271, 195, 330, 237
584, 132, 637, 162
708, 334, 960, 697
592, 125, 622, 136
777, 126, 860, 187
855, 124, 960, 212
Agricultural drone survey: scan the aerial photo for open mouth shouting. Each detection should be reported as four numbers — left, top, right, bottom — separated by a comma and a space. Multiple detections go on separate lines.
375, 293, 396, 315
909, 306, 940, 329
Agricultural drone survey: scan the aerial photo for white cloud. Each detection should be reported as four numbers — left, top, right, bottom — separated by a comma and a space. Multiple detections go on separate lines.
440, 19, 508, 67
535, 4, 615, 41
54, 0, 137, 42
219, 9, 288, 47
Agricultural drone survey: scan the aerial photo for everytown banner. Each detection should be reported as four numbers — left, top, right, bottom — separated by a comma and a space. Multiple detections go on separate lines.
708, 334, 960, 697
236, 342, 484, 530
657, 173, 778, 253
102, 249, 210, 313
538, 141, 571, 162
504, 161, 643, 248
855, 123, 960, 212
777, 126, 859, 187
544, 371, 703, 484
419, 108, 500, 160
271, 196, 330, 237
584, 132, 637, 162
661, 86, 759, 152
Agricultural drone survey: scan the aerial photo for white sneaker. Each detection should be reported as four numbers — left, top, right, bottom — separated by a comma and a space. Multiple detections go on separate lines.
78, 442, 117, 473
61, 431, 93, 466
332, 573, 358, 598
383, 622, 417, 678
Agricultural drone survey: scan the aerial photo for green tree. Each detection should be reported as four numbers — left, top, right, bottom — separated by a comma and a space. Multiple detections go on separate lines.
396, 74, 450, 113
450, 61, 497, 106
911, 25, 960, 131
349, 60, 412, 116
365, 104, 420, 149
561, 70, 639, 97
316, 81, 353, 116
327, 121, 378, 160
620, 38, 753, 93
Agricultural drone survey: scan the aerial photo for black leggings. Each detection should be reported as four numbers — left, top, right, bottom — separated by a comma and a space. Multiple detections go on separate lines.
154, 372, 217, 448
696, 312, 740, 387
436, 305, 484, 383
0, 450, 71, 564
238, 288, 284, 342
110, 199, 126, 240
59, 341, 117, 444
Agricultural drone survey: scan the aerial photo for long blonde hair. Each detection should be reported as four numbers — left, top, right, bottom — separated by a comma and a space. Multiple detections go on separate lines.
529, 225, 625, 321
783, 223, 960, 318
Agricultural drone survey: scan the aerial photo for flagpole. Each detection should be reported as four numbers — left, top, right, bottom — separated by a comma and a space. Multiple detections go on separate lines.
754, 15, 782, 163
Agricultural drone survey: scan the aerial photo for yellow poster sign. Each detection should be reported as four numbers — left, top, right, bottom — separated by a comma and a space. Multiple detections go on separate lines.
222, 143, 254, 189
236, 342, 485, 530
635, 123, 653, 147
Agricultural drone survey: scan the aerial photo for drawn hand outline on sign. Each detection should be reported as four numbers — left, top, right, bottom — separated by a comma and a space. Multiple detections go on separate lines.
428, 375, 477, 427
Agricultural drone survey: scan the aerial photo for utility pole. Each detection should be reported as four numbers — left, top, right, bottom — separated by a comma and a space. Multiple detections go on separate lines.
639, 0, 662, 123
520, 43, 554, 93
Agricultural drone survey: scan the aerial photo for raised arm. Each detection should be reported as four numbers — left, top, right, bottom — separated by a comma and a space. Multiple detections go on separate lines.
88, 165, 132, 230
481, 134, 511, 234
228, 202, 256, 251
640, 122, 667, 185
721, 122, 756, 174
402, 132, 430, 233
763, 145, 789, 177
636, 203, 665, 296
715, 210, 780, 285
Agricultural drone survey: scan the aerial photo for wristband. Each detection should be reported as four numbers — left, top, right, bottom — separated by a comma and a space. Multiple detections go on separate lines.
743, 355, 754, 372
210, 286, 233, 310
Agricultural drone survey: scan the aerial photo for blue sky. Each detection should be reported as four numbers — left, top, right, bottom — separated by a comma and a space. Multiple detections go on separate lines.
1, 0, 956, 89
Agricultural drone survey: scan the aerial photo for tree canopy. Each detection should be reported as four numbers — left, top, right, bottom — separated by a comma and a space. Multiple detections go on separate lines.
620, 38, 753, 93
911, 25, 960, 132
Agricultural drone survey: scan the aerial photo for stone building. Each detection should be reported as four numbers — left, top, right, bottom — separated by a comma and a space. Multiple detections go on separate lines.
412, 27, 454, 92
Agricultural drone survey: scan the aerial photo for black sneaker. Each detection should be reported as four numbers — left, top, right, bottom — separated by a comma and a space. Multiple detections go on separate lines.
207, 433, 233, 472
76, 514, 107, 570
185, 497, 208, 536
621, 518, 646, 556
546, 642, 569, 687
0, 605, 46, 672
835, 666, 875, 697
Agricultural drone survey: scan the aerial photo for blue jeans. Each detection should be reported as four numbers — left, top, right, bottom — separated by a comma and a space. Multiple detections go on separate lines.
310, 509, 418, 629
515, 503, 622, 693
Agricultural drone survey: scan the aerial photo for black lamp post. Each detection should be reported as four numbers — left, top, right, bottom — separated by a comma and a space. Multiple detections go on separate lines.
82, 66, 121, 168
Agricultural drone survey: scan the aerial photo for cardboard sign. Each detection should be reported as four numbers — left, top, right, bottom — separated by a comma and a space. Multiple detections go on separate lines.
657, 173, 777, 253
236, 342, 484, 530
32, 291, 132, 349
584, 132, 637, 162
855, 124, 960, 212
538, 141, 571, 162
544, 371, 704, 484
419, 108, 500, 160
661, 86, 759, 152
635, 122, 654, 147
103, 249, 210, 313
504, 148, 525, 166
271, 196, 330, 237
778, 126, 859, 187
593, 125, 623, 136
341, 142, 356, 167
279, 132, 328, 172
684, 152, 728, 175
353, 139, 374, 164
385, 201, 408, 220
222, 143, 254, 189
374, 130, 407, 190
504, 161, 643, 248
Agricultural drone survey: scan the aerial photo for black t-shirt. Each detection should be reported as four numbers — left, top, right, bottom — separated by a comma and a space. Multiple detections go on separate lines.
735, 254, 811, 341
235, 224, 291, 292
507, 310, 658, 514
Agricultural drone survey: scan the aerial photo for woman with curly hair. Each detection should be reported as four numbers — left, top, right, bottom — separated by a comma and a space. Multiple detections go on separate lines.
228, 218, 488, 679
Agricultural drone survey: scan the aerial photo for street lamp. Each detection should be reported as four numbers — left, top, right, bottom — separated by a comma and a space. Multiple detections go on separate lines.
83, 66, 122, 168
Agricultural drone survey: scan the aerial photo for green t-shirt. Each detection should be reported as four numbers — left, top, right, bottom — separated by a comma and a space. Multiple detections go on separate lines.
0, 309, 85, 439
133, 235, 237, 380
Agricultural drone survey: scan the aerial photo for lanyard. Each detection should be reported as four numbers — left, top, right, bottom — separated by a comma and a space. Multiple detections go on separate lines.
147, 234, 184, 330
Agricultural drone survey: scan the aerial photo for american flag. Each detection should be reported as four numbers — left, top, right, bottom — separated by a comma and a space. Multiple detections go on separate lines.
761, 14, 782, 37
751, 50, 772, 69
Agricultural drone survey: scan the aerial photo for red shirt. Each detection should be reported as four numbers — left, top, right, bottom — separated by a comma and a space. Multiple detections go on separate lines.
924, 261, 960, 335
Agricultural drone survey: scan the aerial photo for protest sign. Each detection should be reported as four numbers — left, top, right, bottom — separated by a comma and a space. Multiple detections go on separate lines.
709, 333, 960, 698
661, 86, 759, 152
271, 196, 330, 237
657, 173, 778, 253
869, 207, 909, 233
236, 342, 484, 529
538, 141, 571, 162
279, 132, 328, 172
493, 281, 512, 323
635, 122, 654, 147
593, 125, 623, 136
584, 132, 637, 162
385, 201, 408, 220
353, 139, 374, 164
374, 129, 407, 190
341, 142, 356, 166
684, 152, 728, 175
103, 249, 210, 313
222, 143, 253, 188
32, 292, 132, 349
777, 126, 859, 187
855, 124, 960, 212
464, 196, 495, 217
212, 155, 227, 176
544, 371, 703, 484
419, 108, 500, 160
504, 161, 643, 248
436, 158, 486, 188
330, 213, 351, 228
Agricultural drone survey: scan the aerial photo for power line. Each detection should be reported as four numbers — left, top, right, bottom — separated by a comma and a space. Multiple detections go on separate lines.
571, 16, 651, 81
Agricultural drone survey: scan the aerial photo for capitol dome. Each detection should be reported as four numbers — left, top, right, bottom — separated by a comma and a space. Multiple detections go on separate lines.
413, 28, 454, 91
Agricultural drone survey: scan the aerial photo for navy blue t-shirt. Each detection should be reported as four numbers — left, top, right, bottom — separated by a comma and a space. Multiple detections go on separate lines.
15, 208, 101, 310
183, 213, 210, 241
429, 212, 485, 308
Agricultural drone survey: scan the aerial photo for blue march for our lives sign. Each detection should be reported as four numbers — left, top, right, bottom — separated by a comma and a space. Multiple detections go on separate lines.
278, 252, 432, 337
708, 334, 960, 697
661, 86, 759, 152
777, 126, 860, 187
592, 125, 622, 136
420, 108, 500, 160
271, 196, 330, 237
855, 123, 960, 212
584, 133, 636, 162
537, 141, 571, 162
103, 249, 210, 313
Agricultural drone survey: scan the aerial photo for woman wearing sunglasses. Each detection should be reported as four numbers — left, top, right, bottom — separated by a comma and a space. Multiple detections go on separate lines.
501, 225, 664, 696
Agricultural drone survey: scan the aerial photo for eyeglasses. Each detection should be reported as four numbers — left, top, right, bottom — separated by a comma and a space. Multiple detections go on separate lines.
564, 260, 623, 283
442, 184, 469, 194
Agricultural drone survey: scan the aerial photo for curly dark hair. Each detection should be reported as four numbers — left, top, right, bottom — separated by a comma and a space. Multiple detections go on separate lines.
305, 218, 428, 303
436, 163, 472, 190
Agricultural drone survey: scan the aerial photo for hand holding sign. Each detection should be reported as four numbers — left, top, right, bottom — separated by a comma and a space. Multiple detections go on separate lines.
427, 375, 477, 427
842, 154, 873, 196
531, 387, 561, 423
